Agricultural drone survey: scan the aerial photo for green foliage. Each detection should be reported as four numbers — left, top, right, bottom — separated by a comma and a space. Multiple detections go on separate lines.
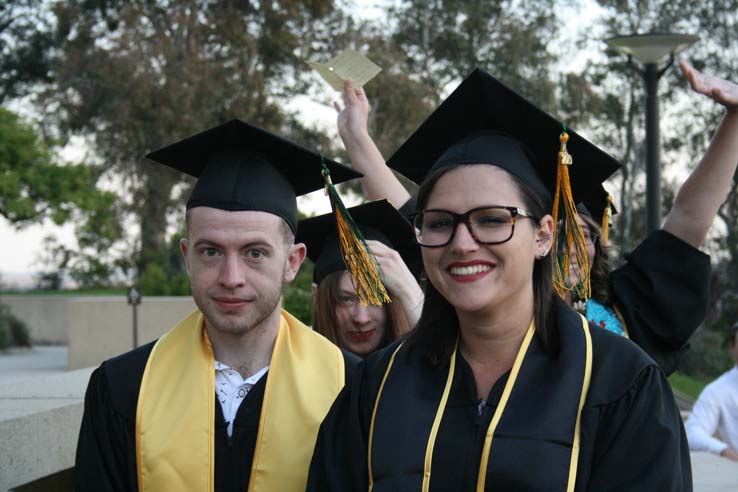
388, 0, 559, 110
669, 371, 710, 402
0, 1, 54, 103
680, 327, 734, 381
0, 108, 110, 226
284, 261, 315, 326
139, 263, 190, 297
0, 321, 8, 350
138, 228, 190, 296
0, 302, 31, 349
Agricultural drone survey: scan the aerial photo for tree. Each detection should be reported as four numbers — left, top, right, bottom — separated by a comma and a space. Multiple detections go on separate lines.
0, 0, 54, 104
569, 0, 738, 380
388, 0, 560, 110
40, 0, 351, 279
0, 107, 116, 227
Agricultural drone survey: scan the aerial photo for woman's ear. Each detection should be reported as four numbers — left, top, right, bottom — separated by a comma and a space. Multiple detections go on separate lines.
535, 215, 554, 258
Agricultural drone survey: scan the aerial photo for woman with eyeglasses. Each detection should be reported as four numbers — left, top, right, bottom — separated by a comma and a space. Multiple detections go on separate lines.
308, 69, 689, 491
297, 200, 423, 358
332, 60, 738, 376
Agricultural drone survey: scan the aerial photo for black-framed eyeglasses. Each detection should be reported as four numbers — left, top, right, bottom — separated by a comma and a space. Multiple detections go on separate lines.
412, 206, 538, 247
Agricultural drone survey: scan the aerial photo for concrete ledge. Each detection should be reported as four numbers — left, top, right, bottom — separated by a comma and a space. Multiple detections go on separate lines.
0, 297, 69, 345
67, 297, 196, 370
0, 368, 93, 492
690, 451, 738, 491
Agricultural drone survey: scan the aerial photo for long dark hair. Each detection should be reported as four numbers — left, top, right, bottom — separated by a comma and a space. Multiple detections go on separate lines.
407, 164, 559, 365
579, 213, 612, 307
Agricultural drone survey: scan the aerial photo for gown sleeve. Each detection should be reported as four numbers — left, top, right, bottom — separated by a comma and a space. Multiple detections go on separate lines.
75, 365, 138, 492
609, 229, 711, 375
584, 365, 691, 491
398, 196, 417, 221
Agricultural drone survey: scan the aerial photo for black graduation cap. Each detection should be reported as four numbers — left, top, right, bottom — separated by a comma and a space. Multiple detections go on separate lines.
577, 185, 615, 224
146, 119, 362, 233
386, 69, 622, 205
296, 199, 419, 284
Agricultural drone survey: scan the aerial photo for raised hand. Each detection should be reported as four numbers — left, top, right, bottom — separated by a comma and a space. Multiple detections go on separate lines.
366, 239, 423, 329
334, 80, 371, 146
680, 59, 738, 112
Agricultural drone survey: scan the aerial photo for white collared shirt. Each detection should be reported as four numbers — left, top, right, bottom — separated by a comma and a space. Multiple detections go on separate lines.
685, 366, 738, 455
215, 362, 269, 437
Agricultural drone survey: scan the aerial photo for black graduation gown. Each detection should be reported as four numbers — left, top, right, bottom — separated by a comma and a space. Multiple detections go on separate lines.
399, 197, 711, 375
609, 229, 710, 375
75, 341, 358, 492
307, 304, 691, 492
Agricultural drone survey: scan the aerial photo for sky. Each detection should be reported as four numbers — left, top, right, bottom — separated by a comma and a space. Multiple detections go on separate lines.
1, 1, 609, 286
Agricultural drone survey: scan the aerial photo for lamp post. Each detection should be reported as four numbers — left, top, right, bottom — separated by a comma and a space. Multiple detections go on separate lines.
605, 33, 699, 234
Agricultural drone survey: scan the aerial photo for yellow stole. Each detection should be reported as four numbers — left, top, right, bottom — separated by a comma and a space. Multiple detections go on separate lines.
135, 309, 345, 492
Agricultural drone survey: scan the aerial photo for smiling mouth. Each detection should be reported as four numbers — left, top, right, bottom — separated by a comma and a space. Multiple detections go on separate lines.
446, 262, 495, 282
448, 264, 491, 276
346, 329, 376, 343
214, 298, 250, 309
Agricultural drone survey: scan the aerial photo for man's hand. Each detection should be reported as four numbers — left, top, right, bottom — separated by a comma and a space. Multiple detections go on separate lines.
680, 59, 738, 112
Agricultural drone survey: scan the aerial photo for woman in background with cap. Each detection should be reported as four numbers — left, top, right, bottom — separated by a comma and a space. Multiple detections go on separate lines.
297, 200, 423, 357
566, 59, 738, 374
334, 60, 738, 376
308, 70, 689, 491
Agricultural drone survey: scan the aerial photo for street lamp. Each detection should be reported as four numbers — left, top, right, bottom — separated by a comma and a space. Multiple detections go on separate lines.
605, 33, 699, 233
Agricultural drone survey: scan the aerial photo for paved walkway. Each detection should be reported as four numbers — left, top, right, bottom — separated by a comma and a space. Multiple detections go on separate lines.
0, 346, 68, 385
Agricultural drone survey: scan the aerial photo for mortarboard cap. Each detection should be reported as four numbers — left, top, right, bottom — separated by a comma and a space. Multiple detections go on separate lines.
577, 186, 615, 225
146, 119, 362, 233
386, 69, 621, 205
297, 200, 419, 284
577, 185, 616, 243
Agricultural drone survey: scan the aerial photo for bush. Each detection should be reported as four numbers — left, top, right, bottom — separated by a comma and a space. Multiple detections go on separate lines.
0, 320, 10, 350
0, 303, 31, 349
679, 328, 733, 380
9, 314, 31, 347
139, 263, 190, 296
283, 262, 314, 326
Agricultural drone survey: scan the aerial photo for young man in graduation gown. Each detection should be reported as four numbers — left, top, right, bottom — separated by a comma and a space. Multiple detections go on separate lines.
75, 120, 362, 492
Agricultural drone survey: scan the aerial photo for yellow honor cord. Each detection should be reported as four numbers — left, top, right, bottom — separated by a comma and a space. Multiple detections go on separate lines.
475, 320, 536, 491
422, 338, 458, 492
613, 305, 630, 339
552, 130, 591, 300
368, 316, 593, 490
368, 342, 405, 491
601, 194, 612, 244
566, 314, 593, 491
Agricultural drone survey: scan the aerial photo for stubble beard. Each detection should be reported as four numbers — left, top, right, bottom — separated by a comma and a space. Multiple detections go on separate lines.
196, 280, 285, 337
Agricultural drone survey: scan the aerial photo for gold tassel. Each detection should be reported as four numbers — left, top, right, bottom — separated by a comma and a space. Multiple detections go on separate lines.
552, 126, 591, 300
601, 193, 612, 244
321, 158, 391, 306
